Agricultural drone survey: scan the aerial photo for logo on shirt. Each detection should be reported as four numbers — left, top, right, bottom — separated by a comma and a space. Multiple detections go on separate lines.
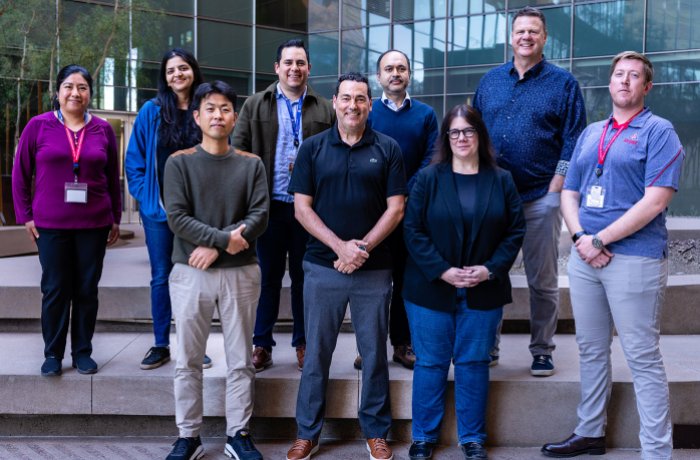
624, 133, 638, 145
370, 158, 378, 163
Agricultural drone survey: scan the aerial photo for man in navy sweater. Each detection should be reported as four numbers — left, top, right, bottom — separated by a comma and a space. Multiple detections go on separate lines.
359, 49, 439, 370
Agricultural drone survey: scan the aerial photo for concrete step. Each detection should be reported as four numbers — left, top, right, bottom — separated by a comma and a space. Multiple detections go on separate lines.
1, 332, 698, 449
1, 224, 699, 333
0, 438, 698, 460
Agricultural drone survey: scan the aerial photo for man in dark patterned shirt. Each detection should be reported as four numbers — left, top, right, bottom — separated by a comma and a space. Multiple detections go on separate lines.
473, 6, 587, 377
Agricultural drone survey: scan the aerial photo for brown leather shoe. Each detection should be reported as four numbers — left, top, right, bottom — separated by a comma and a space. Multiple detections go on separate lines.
393, 345, 416, 370
367, 438, 393, 460
252, 346, 272, 373
286, 438, 318, 460
296, 345, 306, 371
353, 355, 362, 370
541, 433, 606, 457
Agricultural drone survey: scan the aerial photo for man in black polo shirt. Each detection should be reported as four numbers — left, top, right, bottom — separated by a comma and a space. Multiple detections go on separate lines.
286, 72, 406, 460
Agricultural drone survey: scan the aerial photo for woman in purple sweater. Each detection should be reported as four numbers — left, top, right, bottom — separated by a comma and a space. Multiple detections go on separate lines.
12, 64, 121, 377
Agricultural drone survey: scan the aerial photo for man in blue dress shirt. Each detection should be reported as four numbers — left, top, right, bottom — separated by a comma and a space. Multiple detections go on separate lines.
473, 6, 587, 376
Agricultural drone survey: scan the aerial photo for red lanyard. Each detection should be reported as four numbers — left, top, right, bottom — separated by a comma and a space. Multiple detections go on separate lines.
595, 108, 643, 177
57, 110, 87, 177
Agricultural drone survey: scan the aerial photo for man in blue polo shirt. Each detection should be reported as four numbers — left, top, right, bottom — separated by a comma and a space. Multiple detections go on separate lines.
543, 50, 684, 460
286, 72, 406, 460
473, 6, 587, 376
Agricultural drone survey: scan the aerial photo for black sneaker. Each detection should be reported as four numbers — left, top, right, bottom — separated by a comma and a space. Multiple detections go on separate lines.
203, 354, 213, 369
460, 442, 487, 459
409, 441, 434, 459
41, 357, 62, 377
225, 429, 263, 460
72, 355, 98, 374
140, 346, 170, 370
531, 354, 555, 377
166, 436, 204, 460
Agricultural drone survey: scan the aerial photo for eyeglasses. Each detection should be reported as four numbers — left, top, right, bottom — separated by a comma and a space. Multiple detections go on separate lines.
447, 128, 477, 139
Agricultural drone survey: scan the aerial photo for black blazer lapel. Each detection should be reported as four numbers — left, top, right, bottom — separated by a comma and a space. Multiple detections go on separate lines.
469, 166, 496, 251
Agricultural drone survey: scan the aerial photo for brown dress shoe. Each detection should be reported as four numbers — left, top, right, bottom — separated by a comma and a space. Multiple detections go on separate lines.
393, 345, 416, 370
367, 438, 393, 460
286, 438, 319, 460
541, 433, 606, 457
252, 346, 272, 373
296, 345, 306, 371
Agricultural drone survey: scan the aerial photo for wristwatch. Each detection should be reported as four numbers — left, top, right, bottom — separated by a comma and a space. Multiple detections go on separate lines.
592, 234, 604, 250
572, 230, 586, 243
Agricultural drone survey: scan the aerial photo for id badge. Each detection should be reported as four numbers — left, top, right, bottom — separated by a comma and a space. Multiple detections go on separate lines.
585, 185, 605, 208
65, 182, 88, 203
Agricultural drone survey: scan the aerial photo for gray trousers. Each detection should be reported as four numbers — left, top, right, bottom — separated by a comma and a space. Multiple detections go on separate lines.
569, 251, 672, 460
170, 263, 261, 438
493, 191, 561, 357
296, 261, 393, 441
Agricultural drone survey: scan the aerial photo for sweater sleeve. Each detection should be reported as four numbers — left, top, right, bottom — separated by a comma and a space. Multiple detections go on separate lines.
228, 159, 269, 242
125, 102, 154, 204
11, 117, 40, 224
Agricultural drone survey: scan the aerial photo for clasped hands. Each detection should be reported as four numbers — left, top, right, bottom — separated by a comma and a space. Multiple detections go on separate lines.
188, 224, 248, 270
575, 234, 613, 269
333, 239, 369, 275
440, 265, 489, 288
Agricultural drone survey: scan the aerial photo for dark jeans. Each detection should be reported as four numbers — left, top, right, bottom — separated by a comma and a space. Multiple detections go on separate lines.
141, 213, 174, 348
387, 226, 411, 346
253, 201, 307, 350
36, 226, 110, 360
296, 261, 393, 441
406, 294, 502, 445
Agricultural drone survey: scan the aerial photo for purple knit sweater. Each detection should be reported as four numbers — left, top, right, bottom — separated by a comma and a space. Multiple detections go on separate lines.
12, 111, 122, 228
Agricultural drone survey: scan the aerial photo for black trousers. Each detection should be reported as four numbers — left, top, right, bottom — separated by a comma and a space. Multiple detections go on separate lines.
36, 227, 109, 360
388, 225, 411, 346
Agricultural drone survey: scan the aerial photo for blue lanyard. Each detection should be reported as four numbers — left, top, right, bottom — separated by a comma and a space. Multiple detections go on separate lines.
282, 93, 304, 148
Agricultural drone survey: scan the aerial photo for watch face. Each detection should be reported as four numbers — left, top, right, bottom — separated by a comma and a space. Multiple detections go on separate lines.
593, 236, 603, 249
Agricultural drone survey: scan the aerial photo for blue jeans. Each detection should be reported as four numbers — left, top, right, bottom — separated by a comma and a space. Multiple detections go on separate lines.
406, 295, 502, 445
253, 201, 307, 350
141, 213, 174, 348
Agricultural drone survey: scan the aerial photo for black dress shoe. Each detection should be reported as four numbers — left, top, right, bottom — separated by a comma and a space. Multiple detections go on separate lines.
72, 355, 98, 374
542, 433, 606, 457
41, 357, 62, 377
408, 441, 434, 460
461, 442, 488, 459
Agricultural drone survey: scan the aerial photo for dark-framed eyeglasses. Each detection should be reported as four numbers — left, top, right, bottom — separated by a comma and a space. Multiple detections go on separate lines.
447, 128, 477, 139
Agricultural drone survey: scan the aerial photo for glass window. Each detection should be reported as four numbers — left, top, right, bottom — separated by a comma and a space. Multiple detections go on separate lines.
135, 61, 161, 92
309, 0, 340, 32
581, 87, 612, 127
255, 74, 279, 93
446, 65, 496, 94
394, 0, 447, 21
412, 68, 445, 95
197, 21, 252, 70
509, 0, 570, 9
449, 0, 501, 16
647, 0, 700, 52
201, 68, 252, 97
256, 29, 304, 74
133, 12, 195, 62
573, 0, 643, 58
414, 95, 444, 118
572, 57, 612, 88
199, 0, 252, 23
649, 51, 700, 84
309, 32, 340, 76
341, 26, 390, 74
257, 0, 308, 31
446, 94, 472, 113
393, 20, 446, 70
308, 75, 339, 100
448, 14, 506, 66
342, 0, 390, 28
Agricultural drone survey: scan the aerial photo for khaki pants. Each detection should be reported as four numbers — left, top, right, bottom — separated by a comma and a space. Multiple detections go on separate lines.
170, 262, 261, 438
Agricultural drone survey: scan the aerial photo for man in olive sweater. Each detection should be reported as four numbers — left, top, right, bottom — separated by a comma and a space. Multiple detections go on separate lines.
163, 81, 269, 460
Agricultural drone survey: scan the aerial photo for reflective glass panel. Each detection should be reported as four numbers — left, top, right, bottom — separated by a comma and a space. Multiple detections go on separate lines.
413, 68, 445, 95
135, 61, 160, 92
573, 0, 643, 58
133, 12, 195, 62
509, 0, 569, 8
414, 95, 444, 118
256, 29, 304, 74
572, 57, 612, 88
393, 20, 446, 70
342, 0, 391, 28
446, 65, 496, 94
255, 74, 279, 93
394, 0, 447, 21
647, 0, 700, 52
198, 21, 252, 70
649, 51, 700, 84
309, 32, 340, 76
445, 94, 471, 113
341, 26, 390, 74
308, 75, 339, 100
309, 0, 340, 32
199, 0, 253, 23
448, 14, 506, 66
201, 69, 251, 97
449, 0, 501, 16
257, 0, 308, 31
156, 0, 193, 14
